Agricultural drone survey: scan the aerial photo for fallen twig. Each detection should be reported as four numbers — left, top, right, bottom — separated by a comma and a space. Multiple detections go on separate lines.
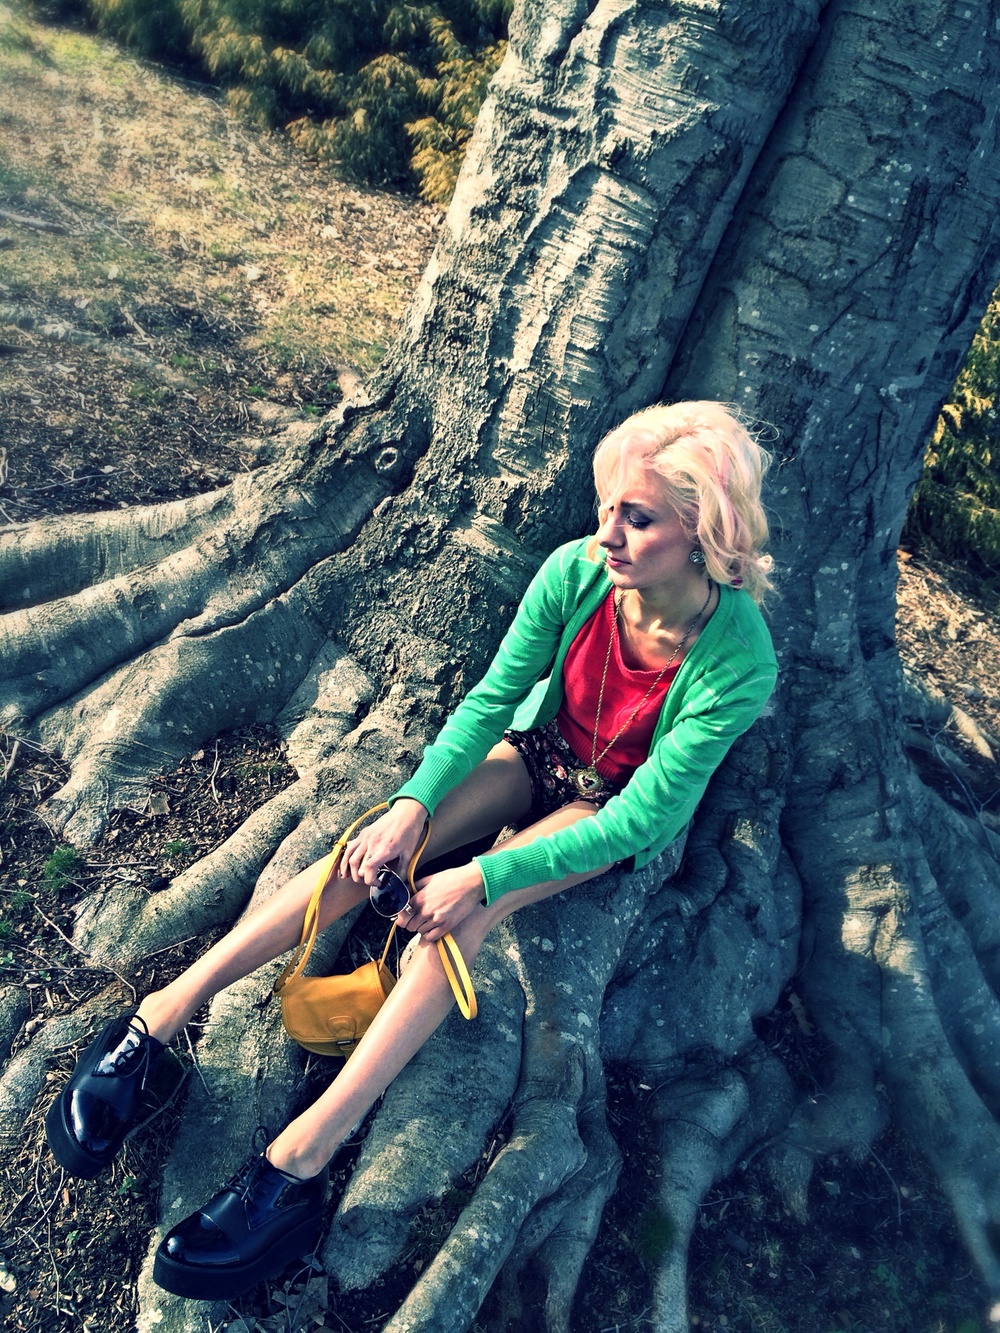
0, 207, 68, 235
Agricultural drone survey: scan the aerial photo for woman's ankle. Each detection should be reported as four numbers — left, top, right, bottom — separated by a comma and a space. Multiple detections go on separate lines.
133, 991, 191, 1045
266, 1134, 335, 1182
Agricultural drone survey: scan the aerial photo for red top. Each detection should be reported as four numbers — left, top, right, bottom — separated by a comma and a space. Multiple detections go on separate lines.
556, 591, 678, 786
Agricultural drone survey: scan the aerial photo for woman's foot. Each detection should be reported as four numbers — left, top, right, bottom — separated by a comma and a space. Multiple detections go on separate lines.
45, 1013, 168, 1178
152, 1146, 329, 1301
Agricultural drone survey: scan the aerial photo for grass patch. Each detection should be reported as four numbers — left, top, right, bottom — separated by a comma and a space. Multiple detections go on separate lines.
0, 1, 431, 379
41, 845, 81, 890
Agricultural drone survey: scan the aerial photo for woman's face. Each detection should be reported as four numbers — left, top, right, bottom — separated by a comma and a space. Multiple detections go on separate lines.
595, 454, 698, 595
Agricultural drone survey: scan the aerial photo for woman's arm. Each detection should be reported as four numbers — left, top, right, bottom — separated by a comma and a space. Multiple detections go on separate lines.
339, 542, 591, 886
390, 542, 590, 816
475, 657, 778, 901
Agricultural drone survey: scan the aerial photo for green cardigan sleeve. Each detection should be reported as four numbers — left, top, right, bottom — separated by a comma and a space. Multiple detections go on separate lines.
390, 541, 595, 816
475, 619, 777, 900
392, 540, 778, 902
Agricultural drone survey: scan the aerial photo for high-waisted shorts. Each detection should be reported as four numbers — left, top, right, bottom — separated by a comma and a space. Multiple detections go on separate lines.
502, 720, 624, 822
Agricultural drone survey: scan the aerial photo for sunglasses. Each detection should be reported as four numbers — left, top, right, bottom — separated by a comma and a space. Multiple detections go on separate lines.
369, 865, 411, 919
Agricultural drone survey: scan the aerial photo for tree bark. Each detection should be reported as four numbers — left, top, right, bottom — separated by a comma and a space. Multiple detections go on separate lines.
4, 1, 1000, 1329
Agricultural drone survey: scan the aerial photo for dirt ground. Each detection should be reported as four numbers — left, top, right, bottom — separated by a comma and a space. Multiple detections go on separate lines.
1, 3, 999, 1331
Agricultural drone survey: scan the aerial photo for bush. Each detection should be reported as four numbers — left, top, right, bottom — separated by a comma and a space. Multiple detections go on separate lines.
904, 287, 1000, 575
88, 0, 189, 62
41, 0, 512, 199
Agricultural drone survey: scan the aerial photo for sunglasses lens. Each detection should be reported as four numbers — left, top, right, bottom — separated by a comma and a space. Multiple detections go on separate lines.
370, 867, 410, 918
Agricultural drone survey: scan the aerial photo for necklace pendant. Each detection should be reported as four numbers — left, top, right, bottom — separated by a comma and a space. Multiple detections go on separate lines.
574, 767, 604, 797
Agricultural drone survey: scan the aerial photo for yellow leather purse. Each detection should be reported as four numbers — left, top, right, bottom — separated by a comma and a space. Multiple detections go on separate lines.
273, 805, 476, 1057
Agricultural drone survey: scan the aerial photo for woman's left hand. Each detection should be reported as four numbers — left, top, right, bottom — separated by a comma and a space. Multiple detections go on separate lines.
401, 863, 485, 943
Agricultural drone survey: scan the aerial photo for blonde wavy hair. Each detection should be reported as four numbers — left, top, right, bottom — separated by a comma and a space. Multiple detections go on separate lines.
591, 401, 775, 603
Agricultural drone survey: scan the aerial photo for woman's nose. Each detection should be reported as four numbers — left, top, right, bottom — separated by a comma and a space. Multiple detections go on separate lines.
598, 514, 624, 548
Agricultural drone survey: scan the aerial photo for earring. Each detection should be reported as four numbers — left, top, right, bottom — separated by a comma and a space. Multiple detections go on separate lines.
688, 548, 706, 566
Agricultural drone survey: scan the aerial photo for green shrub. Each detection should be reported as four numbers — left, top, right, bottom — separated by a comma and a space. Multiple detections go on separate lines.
407, 21, 505, 202
87, 0, 189, 61
905, 286, 1000, 574
44, 0, 511, 198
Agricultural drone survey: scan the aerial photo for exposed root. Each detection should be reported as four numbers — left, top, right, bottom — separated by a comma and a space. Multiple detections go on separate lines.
646, 1052, 796, 1333
1, 464, 346, 733
0, 486, 232, 613
324, 934, 527, 1291
907, 853, 1000, 1111
919, 780, 1000, 992
134, 968, 322, 1333
0, 984, 32, 1064
500, 1075, 621, 1333
381, 1097, 588, 1333
72, 778, 311, 968
875, 859, 1000, 1293
31, 578, 334, 844
329, 857, 684, 1323
603, 726, 795, 1068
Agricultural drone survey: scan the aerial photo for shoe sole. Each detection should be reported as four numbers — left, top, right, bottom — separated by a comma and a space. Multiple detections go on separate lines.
151, 1211, 323, 1300
45, 1051, 188, 1179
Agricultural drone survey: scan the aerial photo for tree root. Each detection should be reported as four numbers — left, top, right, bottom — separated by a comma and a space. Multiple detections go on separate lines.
72, 778, 312, 968
493, 1070, 621, 1333
326, 853, 685, 1326
874, 856, 1000, 1293
324, 934, 527, 1292
919, 779, 1000, 993
646, 1055, 796, 1333
382, 1097, 589, 1333
30, 579, 335, 844
0, 486, 230, 613
135, 969, 321, 1333
0, 985, 31, 1066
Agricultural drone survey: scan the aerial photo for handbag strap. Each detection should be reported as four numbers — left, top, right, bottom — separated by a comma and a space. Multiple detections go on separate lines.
273, 806, 476, 1021
273, 803, 389, 995
436, 933, 477, 1019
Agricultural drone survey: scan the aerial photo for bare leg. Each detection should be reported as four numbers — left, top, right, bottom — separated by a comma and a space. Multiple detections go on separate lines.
267, 800, 608, 1179
135, 742, 533, 1043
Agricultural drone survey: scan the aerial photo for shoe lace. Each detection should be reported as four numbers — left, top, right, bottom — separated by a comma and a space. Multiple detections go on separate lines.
97, 1015, 157, 1091
226, 1127, 273, 1204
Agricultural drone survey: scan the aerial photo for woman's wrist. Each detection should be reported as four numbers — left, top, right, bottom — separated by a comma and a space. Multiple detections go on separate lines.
393, 796, 429, 825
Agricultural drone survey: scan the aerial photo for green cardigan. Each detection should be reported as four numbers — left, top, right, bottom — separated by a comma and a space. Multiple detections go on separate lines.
392, 538, 778, 902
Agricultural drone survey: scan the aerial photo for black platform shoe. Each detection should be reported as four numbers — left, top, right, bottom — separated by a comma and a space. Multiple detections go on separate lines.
152, 1146, 329, 1301
45, 1013, 166, 1178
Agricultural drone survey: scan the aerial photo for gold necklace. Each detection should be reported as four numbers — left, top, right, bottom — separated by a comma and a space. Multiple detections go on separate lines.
573, 581, 714, 798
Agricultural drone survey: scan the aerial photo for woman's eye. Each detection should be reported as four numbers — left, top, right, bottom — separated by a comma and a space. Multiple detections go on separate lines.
626, 513, 650, 528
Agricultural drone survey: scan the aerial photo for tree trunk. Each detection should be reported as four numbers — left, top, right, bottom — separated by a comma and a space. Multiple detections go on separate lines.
3, 1, 1000, 1329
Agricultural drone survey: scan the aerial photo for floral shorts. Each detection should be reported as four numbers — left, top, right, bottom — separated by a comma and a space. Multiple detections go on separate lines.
503, 720, 624, 822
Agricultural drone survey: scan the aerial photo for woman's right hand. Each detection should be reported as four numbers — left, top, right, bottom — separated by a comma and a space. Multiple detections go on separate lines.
338, 798, 429, 886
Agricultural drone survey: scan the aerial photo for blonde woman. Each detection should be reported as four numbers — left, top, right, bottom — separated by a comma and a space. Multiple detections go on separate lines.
46, 401, 778, 1301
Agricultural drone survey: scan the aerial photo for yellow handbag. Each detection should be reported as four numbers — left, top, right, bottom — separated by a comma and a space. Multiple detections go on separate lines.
273, 805, 476, 1057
